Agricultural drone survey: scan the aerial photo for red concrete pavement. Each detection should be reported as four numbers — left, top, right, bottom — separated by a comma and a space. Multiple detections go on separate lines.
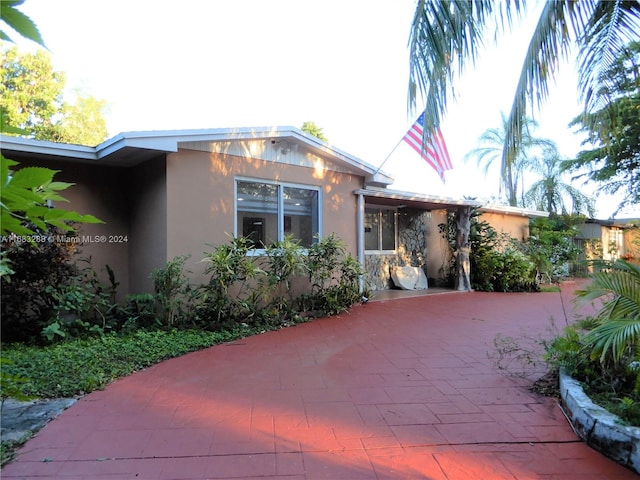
3, 282, 637, 479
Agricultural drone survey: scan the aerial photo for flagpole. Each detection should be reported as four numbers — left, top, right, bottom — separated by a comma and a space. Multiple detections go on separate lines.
371, 136, 405, 176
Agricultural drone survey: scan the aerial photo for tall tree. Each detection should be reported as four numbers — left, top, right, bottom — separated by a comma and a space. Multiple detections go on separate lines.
0, 10, 103, 278
565, 41, 640, 216
464, 114, 554, 206
523, 144, 595, 216
408, 0, 640, 194
301, 121, 328, 142
1, 45, 108, 146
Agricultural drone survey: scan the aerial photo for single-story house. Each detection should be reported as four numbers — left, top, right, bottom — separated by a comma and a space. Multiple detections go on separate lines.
1, 127, 547, 295
575, 218, 639, 271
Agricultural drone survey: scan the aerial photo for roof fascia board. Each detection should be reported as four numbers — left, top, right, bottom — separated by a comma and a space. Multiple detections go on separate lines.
0, 135, 97, 160
479, 205, 549, 218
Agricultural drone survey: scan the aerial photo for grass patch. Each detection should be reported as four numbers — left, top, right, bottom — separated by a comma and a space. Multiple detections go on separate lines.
1, 434, 32, 468
1, 328, 257, 398
539, 285, 561, 293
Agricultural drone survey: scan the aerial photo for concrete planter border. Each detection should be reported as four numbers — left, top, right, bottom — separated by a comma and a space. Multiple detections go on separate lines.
559, 368, 640, 473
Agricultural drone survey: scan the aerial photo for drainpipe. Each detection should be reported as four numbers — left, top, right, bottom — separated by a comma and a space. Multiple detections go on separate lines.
357, 193, 365, 292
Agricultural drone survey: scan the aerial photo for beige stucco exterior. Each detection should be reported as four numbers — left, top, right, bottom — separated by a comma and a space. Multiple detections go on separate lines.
2, 131, 372, 295
479, 211, 531, 242
1, 129, 550, 298
165, 147, 362, 286
11, 157, 133, 295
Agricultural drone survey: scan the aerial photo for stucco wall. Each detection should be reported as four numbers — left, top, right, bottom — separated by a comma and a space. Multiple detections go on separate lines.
480, 211, 530, 241
425, 209, 452, 285
6, 158, 131, 296
165, 148, 362, 286
127, 157, 167, 293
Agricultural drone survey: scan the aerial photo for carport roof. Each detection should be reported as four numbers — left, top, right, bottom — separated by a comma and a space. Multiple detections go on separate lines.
355, 186, 482, 211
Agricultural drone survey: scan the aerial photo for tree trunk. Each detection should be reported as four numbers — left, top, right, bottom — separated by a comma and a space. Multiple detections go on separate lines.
455, 206, 472, 291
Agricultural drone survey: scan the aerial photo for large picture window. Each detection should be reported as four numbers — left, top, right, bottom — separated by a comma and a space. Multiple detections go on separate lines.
364, 206, 396, 252
236, 179, 320, 248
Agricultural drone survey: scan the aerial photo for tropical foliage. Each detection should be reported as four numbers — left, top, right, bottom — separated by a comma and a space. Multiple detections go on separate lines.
0, 0, 44, 47
523, 145, 595, 216
408, 0, 640, 198
523, 215, 583, 281
464, 115, 554, 206
576, 259, 640, 366
439, 210, 538, 292
542, 260, 640, 425
565, 41, 640, 216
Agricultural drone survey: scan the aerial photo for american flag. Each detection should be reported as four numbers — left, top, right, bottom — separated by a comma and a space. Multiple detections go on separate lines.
402, 113, 453, 182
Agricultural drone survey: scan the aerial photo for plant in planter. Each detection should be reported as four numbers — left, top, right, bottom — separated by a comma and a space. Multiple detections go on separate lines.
546, 259, 640, 426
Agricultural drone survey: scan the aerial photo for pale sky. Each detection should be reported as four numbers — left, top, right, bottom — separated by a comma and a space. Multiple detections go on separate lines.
13, 0, 637, 218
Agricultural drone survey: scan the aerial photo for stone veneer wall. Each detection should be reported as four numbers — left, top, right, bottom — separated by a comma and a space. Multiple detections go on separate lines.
364, 208, 431, 291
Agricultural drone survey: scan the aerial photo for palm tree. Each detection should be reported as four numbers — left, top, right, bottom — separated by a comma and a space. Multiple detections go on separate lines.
464, 114, 554, 206
523, 144, 595, 216
408, 0, 640, 192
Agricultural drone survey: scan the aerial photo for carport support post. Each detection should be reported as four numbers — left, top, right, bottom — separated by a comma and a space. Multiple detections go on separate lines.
357, 193, 365, 292
455, 206, 472, 291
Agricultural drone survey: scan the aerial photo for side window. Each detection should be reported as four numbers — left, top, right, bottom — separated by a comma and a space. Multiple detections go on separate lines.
364, 206, 397, 252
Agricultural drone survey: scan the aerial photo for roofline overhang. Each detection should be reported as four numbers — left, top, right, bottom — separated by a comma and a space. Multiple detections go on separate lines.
585, 218, 639, 228
0, 135, 97, 160
1, 128, 395, 184
479, 204, 549, 218
355, 186, 483, 209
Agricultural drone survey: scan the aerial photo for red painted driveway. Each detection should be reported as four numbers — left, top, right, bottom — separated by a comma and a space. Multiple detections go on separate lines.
3, 282, 636, 479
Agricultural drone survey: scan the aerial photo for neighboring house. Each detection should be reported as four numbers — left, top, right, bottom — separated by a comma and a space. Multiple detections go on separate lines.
576, 219, 639, 271
1, 127, 546, 294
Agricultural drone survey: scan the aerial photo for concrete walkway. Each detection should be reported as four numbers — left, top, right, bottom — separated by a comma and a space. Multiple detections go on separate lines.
3, 283, 637, 479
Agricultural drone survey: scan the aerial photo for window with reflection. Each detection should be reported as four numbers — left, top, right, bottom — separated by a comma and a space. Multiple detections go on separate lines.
364, 206, 397, 252
236, 180, 320, 248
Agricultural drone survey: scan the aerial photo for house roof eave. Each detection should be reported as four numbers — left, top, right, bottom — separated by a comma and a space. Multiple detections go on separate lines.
479, 204, 550, 218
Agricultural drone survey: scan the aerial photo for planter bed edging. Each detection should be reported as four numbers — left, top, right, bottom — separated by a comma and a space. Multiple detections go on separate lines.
559, 368, 640, 473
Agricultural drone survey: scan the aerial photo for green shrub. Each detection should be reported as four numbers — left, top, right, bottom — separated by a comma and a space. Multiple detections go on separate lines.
439, 210, 537, 292
543, 318, 640, 426
198, 236, 265, 328
121, 293, 159, 332
524, 215, 582, 282
298, 235, 363, 316
42, 260, 122, 341
150, 255, 196, 327
262, 236, 307, 319
0, 228, 78, 343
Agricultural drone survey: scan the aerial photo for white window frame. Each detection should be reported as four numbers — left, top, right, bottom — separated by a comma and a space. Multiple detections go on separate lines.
234, 177, 322, 252
364, 205, 398, 254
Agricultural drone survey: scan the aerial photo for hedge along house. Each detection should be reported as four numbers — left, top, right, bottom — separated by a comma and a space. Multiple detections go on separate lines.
1, 126, 538, 296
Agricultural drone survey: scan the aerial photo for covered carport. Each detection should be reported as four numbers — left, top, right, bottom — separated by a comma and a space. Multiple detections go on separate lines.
354, 186, 481, 292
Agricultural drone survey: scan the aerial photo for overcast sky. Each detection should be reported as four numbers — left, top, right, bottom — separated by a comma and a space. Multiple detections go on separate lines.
13, 0, 636, 218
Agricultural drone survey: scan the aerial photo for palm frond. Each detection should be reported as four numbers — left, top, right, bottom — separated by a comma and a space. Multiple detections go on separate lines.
577, 0, 640, 113
584, 317, 640, 364
502, 1, 586, 178
408, 1, 524, 133
576, 259, 640, 320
